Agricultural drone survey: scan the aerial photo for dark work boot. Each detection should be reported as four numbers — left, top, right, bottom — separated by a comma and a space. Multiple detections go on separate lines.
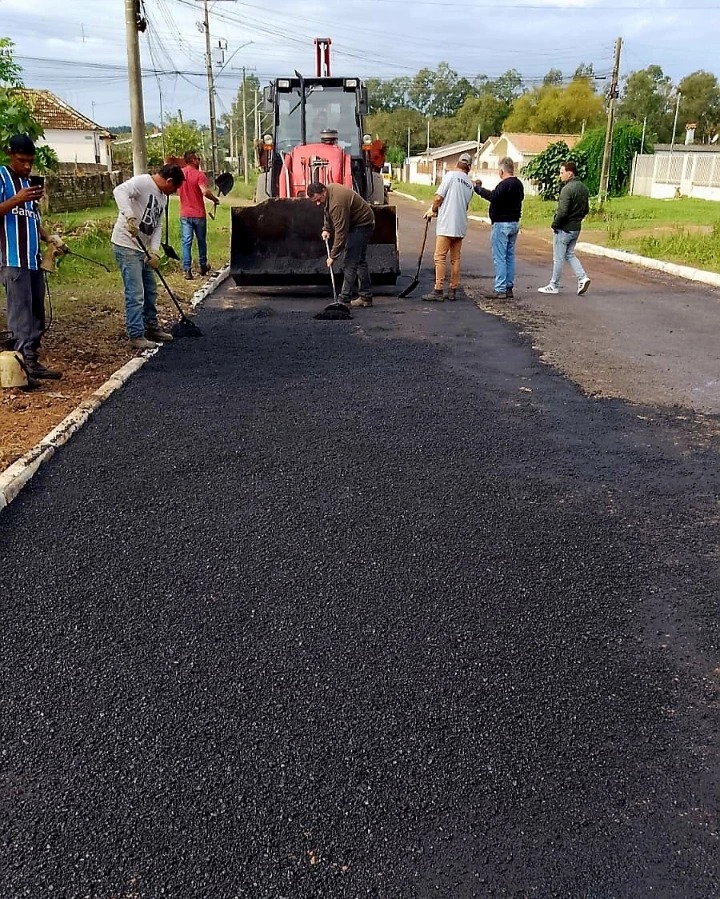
25, 353, 62, 380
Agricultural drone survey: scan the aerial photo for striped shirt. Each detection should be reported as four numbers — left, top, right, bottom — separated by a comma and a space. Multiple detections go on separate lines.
0, 165, 42, 270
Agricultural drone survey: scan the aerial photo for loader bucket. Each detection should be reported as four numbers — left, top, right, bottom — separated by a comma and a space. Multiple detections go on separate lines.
230, 198, 400, 287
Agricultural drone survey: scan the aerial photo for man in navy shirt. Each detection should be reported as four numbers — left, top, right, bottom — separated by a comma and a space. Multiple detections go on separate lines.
0, 135, 68, 379
474, 155, 524, 299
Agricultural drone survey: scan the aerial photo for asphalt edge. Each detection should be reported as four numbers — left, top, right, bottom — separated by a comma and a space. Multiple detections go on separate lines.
0, 265, 230, 513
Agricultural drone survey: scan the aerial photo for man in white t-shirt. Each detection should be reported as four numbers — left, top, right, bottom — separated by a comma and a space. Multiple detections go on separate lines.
422, 152, 475, 302
111, 164, 184, 349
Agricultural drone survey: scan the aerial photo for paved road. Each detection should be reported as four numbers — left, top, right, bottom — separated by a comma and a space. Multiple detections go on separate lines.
1, 210, 719, 898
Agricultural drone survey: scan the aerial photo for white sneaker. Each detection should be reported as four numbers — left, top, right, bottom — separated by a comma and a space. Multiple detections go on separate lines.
577, 277, 591, 296
538, 284, 559, 294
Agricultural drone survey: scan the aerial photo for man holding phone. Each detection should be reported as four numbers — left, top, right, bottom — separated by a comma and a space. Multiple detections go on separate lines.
0, 134, 68, 379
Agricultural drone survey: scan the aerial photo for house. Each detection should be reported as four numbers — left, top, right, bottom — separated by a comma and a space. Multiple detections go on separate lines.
476, 132, 582, 193
15, 89, 115, 170
404, 140, 479, 186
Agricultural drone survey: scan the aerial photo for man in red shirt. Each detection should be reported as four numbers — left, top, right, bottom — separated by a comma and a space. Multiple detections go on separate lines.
178, 150, 220, 279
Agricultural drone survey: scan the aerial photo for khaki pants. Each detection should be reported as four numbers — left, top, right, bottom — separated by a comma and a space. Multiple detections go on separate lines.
433, 235, 463, 290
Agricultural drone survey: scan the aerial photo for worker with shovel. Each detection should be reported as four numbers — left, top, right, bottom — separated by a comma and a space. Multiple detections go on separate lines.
111, 164, 185, 349
0, 134, 68, 381
307, 181, 376, 309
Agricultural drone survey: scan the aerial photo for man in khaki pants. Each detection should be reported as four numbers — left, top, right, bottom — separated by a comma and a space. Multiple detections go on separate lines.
423, 152, 475, 302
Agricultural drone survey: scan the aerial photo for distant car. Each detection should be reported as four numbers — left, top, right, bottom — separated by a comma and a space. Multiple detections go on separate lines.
381, 163, 393, 192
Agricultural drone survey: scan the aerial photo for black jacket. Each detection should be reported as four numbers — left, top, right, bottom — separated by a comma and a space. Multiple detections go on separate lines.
552, 177, 590, 232
474, 176, 524, 223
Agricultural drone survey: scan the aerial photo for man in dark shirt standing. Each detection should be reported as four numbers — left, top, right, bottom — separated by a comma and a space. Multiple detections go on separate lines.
474, 156, 524, 299
538, 160, 591, 296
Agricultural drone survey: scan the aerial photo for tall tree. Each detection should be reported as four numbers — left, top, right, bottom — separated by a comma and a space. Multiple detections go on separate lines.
452, 93, 512, 141
617, 65, 673, 143
365, 77, 410, 113
677, 70, 720, 142
543, 68, 564, 86
503, 77, 604, 134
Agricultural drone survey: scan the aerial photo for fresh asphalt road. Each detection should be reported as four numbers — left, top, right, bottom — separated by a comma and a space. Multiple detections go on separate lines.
1, 209, 719, 898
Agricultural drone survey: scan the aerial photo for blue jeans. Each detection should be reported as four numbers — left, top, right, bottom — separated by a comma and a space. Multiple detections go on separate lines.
180, 216, 208, 271
112, 244, 159, 338
550, 229, 586, 288
490, 221, 520, 293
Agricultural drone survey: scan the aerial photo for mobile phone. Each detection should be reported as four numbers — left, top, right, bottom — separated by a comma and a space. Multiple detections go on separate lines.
27, 175, 45, 189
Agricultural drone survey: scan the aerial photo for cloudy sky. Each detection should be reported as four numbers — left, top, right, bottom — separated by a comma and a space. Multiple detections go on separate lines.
2, 0, 718, 129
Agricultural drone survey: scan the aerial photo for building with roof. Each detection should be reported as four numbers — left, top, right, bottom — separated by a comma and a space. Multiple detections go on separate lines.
14, 89, 115, 170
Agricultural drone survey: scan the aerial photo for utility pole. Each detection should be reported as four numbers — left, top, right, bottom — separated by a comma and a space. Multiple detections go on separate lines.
598, 36, 622, 203
670, 90, 682, 153
124, 0, 147, 175
201, 0, 219, 177
242, 66, 249, 184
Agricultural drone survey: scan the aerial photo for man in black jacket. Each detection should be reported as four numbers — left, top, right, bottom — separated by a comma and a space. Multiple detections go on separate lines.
538, 160, 591, 296
474, 156, 524, 299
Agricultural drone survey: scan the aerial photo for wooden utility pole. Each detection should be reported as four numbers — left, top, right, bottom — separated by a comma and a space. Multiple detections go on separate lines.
598, 36, 623, 203
124, 0, 147, 174
242, 66, 249, 184
201, 0, 219, 177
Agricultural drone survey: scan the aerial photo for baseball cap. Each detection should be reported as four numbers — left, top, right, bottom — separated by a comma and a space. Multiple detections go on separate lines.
8, 134, 36, 155
458, 152, 473, 166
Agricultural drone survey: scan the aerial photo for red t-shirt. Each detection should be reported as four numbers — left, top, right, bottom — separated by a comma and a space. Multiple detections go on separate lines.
178, 166, 209, 218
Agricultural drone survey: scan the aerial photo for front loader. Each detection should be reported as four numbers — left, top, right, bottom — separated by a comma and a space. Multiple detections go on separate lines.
230, 39, 400, 287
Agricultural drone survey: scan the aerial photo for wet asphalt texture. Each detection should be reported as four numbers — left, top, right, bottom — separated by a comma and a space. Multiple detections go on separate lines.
1, 280, 720, 898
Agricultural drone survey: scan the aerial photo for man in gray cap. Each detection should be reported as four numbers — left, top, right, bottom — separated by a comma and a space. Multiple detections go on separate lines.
423, 152, 475, 302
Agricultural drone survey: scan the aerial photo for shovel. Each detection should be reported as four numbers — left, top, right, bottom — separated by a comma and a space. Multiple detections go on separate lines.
134, 237, 202, 337
321, 238, 351, 316
162, 202, 180, 261
399, 217, 431, 298
215, 172, 234, 196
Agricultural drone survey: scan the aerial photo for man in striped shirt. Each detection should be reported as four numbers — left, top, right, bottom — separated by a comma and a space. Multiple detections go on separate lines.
0, 134, 67, 379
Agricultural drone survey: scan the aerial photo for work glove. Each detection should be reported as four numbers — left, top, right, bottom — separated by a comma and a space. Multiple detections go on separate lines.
321, 229, 331, 241
47, 234, 69, 254
424, 208, 436, 220
146, 253, 160, 270
125, 216, 139, 238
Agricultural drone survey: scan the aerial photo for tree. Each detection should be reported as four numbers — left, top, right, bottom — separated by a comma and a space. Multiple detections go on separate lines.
427, 62, 474, 118
452, 93, 512, 142
576, 121, 646, 195
0, 38, 58, 171
365, 107, 429, 158
617, 65, 673, 143
486, 69, 524, 104
161, 116, 204, 159
543, 69, 564, 86
503, 77, 605, 133
677, 70, 720, 142
365, 77, 410, 113
522, 141, 585, 200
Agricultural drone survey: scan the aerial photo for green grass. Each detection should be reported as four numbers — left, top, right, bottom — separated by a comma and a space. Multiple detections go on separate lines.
393, 183, 720, 272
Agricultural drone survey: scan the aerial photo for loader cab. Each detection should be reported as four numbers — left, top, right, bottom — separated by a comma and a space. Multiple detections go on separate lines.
259, 76, 379, 202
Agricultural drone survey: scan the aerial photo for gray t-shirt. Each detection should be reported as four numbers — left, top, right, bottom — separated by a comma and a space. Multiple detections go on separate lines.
111, 174, 166, 252
436, 169, 474, 238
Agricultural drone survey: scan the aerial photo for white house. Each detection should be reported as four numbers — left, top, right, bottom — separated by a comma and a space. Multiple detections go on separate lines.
476, 132, 582, 193
16, 89, 115, 170
404, 140, 479, 185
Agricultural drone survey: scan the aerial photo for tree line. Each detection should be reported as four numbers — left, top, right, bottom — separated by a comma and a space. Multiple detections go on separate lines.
365, 62, 720, 164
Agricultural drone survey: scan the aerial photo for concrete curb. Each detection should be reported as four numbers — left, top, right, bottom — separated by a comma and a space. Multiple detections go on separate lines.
575, 242, 720, 289
0, 266, 228, 513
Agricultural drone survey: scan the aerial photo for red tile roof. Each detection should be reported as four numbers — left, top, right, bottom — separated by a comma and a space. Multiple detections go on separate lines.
13, 89, 111, 135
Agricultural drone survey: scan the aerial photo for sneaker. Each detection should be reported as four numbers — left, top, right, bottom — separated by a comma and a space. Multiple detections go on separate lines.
184, 270, 194, 280
422, 290, 445, 302
538, 285, 559, 294
26, 360, 62, 380
145, 325, 174, 342
200, 264, 212, 276
350, 297, 373, 308
577, 277, 591, 296
130, 336, 160, 350
446, 288, 457, 301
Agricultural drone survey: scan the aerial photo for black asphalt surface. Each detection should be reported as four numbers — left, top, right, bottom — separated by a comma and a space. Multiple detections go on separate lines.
2, 254, 720, 896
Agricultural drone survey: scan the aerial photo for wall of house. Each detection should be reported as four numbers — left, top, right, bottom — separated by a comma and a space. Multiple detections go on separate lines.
36, 129, 113, 168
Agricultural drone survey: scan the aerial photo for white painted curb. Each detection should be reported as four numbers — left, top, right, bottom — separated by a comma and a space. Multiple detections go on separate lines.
0, 266, 229, 513
575, 242, 720, 289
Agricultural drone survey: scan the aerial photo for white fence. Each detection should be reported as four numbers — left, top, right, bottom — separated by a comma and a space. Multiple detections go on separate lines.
631, 152, 720, 201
